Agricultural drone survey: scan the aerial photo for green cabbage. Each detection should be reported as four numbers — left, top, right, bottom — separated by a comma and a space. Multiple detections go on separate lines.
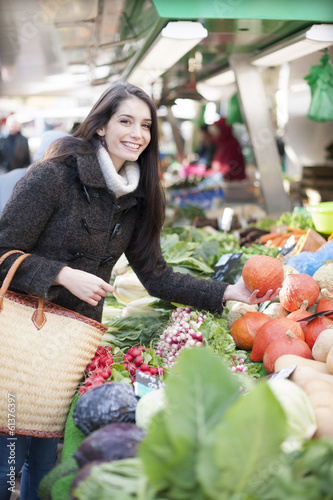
268, 378, 317, 453
135, 389, 166, 430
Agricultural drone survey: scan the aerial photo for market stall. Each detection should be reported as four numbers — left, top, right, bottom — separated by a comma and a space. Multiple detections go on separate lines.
36, 207, 333, 500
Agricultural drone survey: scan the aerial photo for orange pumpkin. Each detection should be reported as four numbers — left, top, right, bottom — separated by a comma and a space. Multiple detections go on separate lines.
316, 296, 333, 313
250, 316, 304, 362
242, 255, 284, 298
287, 309, 312, 333
230, 311, 271, 350
279, 273, 319, 312
304, 316, 333, 350
263, 331, 312, 374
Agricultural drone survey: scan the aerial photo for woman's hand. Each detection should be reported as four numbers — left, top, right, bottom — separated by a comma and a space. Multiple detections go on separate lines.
223, 278, 281, 305
53, 266, 114, 306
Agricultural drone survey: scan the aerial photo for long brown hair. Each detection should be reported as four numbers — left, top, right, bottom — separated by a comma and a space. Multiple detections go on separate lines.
43, 82, 165, 273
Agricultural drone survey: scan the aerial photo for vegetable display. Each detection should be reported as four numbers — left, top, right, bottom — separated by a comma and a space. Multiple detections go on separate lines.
42, 217, 333, 500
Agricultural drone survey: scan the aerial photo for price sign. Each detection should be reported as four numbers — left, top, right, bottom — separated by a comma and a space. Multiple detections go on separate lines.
212, 252, 243, 282
134, 370, 165, 398
258, 300, 271, 312
268, 365, 297, 380
279, 234, 296, 257
218, 207, 234, 232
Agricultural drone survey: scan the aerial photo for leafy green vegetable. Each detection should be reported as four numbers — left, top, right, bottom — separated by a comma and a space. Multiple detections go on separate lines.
198, 381, 287, 499
258, 438, 333, 500
103, 315, 169, 349
38, 457, 79, 500
248, 218, 279, 232
199, 312, 262, 379
139, 348, 241, 499
139, 348, 287, 500
276, 210, 316, 231
70, 458, 155, 500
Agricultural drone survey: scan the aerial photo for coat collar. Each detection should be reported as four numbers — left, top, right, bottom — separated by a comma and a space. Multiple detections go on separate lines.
75, 153, 107, 189
71, 153, 145, 199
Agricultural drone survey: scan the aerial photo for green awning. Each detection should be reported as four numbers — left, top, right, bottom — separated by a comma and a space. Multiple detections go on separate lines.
152, 0, 333, 22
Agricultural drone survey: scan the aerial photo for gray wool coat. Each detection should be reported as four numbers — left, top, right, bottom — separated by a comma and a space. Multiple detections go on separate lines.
0, 153, 228, 322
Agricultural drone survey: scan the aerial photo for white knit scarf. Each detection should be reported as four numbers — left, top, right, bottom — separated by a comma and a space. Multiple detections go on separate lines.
97, 145, 140, 198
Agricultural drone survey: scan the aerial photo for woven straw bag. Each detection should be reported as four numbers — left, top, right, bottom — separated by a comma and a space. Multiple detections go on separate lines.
0, 250, 107, 437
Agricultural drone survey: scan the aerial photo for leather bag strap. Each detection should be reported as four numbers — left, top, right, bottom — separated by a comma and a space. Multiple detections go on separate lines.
0, 252, 31, 308
0, 251, 47, 330
0, 249, 25, 266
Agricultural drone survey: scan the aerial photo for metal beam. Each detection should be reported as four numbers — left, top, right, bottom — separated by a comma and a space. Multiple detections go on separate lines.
229, 53, 291, 215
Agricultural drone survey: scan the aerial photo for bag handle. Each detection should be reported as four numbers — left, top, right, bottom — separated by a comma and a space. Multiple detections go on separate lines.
0, 251, 47, 330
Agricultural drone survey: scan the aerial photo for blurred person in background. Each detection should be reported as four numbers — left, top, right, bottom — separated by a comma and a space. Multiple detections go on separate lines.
207, 117, 246, 181
196, 124, 215, 170
0, 130, 69, 214
0, 115, 31, 172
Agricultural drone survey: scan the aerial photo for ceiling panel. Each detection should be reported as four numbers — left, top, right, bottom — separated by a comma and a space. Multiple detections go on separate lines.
0, 0, 332, 100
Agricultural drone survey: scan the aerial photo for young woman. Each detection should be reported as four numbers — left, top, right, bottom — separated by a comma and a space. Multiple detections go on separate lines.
0, 83, 279, 499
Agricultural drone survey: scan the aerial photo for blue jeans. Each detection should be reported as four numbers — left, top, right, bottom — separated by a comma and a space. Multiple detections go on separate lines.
0, 435, 59, 500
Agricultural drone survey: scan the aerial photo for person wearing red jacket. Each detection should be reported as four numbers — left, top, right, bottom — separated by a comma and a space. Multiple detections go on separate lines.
208, 117, 246, 181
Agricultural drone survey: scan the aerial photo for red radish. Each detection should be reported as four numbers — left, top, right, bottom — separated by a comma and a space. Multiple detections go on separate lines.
140, 364, 150, 371
99, 355, 113, 367
279, 273, 319, 312
287, 309, 312, 333
316, 296, 333, 313
100, 367, 112, 380
242, 255, 284, 297
90, 367, 104, 376
157, 367, 164, 375
134, 355, 144, 366
128, 363, 137, 376
263, 330, 313, 374
87, 358, 100, 371
85, 378, 94, 387
104, 346, 113, 353
79, 386, 88, 395
304, 315, 333, 350
150, 367, 158, 375
91, 376, 105, 387
250, 317, 304, 362
123, 353, 133, 362
96, 346, 106, 356
128, 347, 141, 358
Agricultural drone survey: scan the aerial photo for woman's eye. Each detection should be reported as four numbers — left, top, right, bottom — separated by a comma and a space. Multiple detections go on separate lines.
142, 123, 151, 129
120, 119, 130, 125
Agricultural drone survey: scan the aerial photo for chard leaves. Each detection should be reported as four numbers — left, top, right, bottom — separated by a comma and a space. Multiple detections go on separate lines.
139, 348, 240, 499
198, 381, 287, 499
139, 349, 287, 500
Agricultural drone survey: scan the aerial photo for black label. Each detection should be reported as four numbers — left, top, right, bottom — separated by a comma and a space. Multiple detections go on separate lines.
134, 370, 165, 397
212, 252, 243, 282
279, 235, 296, 256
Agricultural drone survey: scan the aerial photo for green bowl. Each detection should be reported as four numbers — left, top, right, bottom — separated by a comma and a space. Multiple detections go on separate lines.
309, 201, 333, 234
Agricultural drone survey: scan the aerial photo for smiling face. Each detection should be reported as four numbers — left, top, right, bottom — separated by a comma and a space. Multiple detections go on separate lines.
97, 96, 152, 171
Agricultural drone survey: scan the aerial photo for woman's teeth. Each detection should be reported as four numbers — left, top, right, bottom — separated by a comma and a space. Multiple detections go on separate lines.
123, 142, 139, 150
